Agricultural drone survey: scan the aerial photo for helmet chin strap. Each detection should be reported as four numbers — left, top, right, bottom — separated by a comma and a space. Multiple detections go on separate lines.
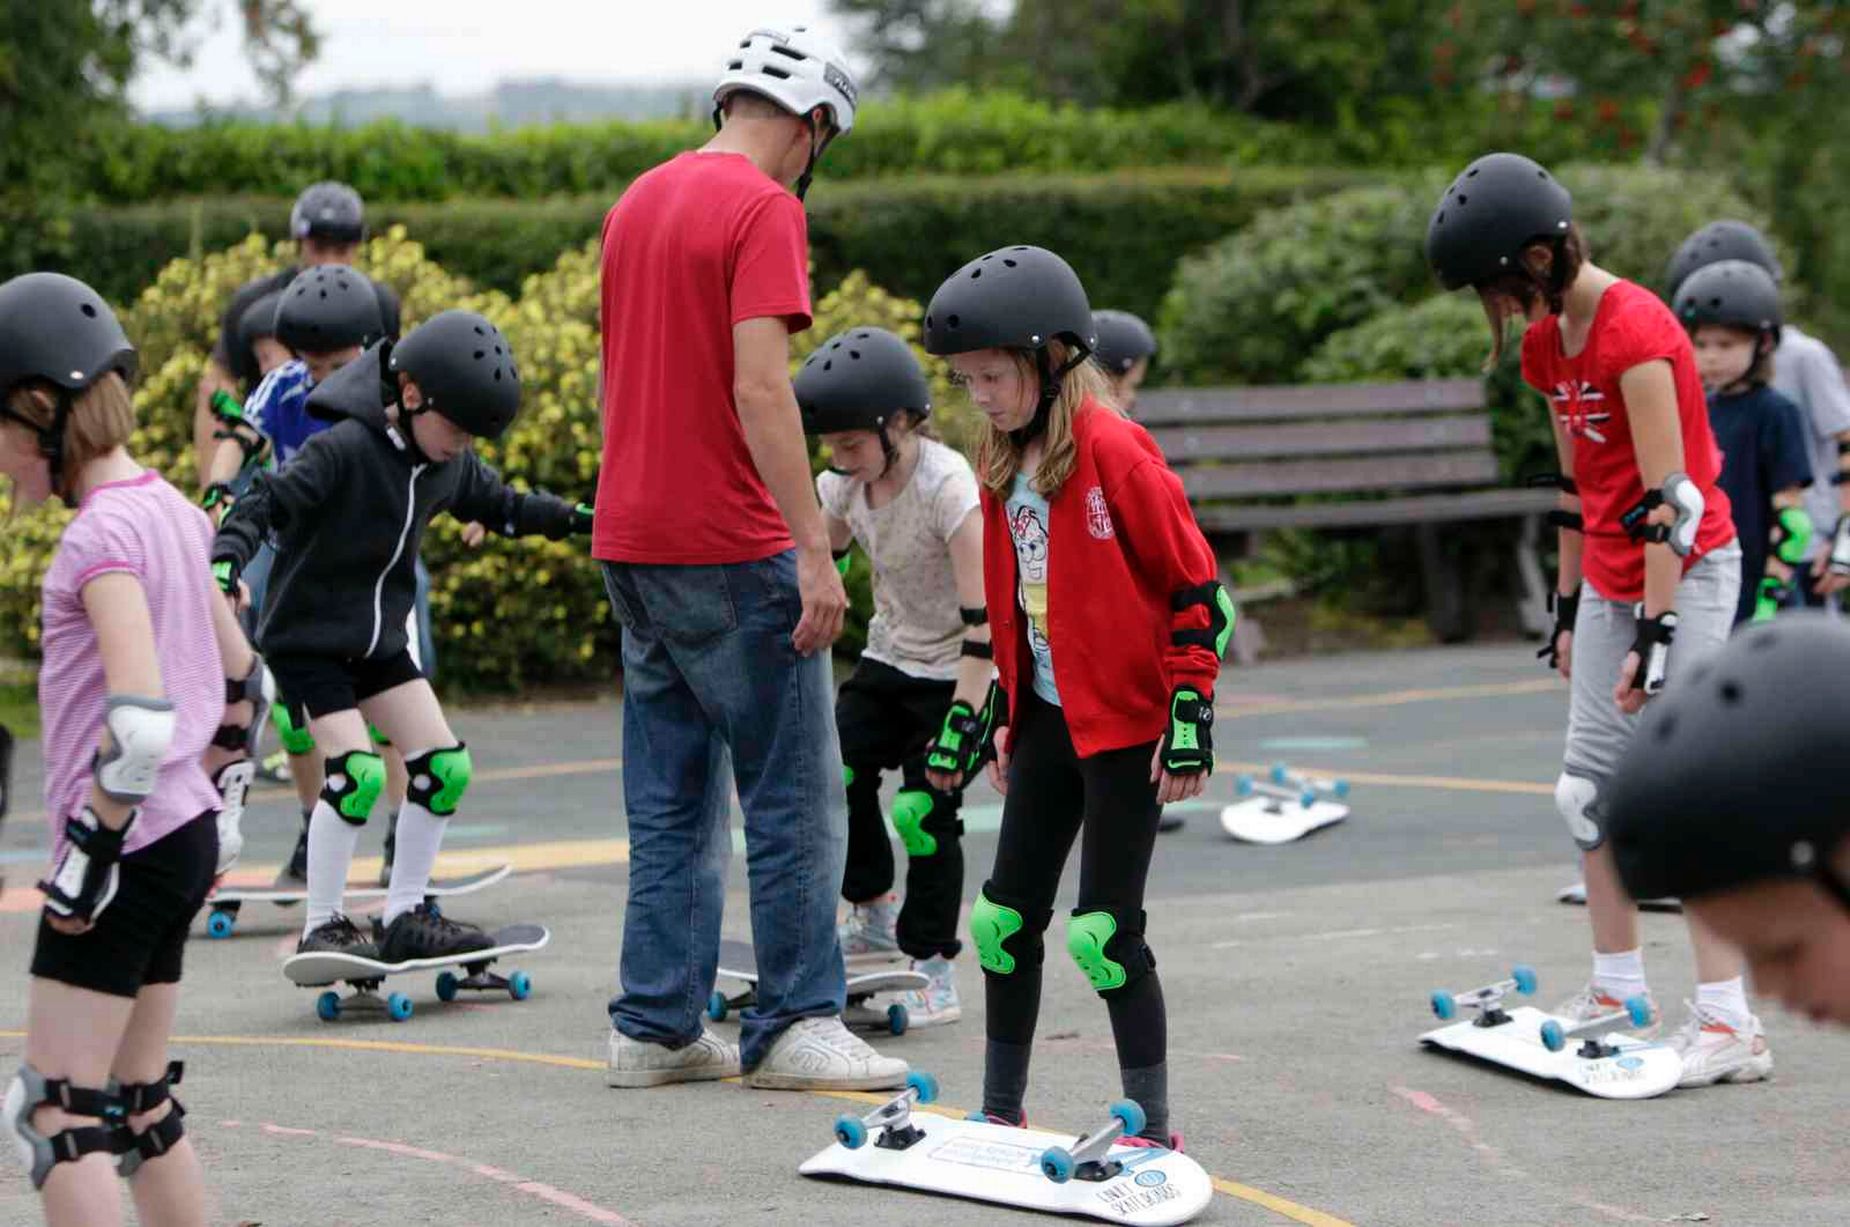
1010, 344, 1092, 446
793, 113, 835, 202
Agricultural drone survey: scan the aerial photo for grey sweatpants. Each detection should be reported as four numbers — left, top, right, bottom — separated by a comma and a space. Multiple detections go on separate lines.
1561, 545, 1742, 845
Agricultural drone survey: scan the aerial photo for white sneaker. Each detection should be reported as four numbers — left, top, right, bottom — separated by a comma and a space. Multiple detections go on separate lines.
1667, 1002, 1773, 1088
606, 1026, 741, 1088
745, 1016, 909, 1091
839, 898, 902, 965
1552, 983, 1661, 1039
894, 956, 961, 1029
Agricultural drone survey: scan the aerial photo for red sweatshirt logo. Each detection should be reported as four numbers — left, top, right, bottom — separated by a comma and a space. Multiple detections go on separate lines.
1085, 486, 1115, 540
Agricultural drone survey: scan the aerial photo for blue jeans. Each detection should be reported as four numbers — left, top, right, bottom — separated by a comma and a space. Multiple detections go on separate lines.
602, 552, 848, 1066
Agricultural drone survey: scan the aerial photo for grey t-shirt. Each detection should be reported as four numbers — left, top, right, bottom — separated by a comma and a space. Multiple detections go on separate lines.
1773, 325, 1850, 556
818, 438, 981, 681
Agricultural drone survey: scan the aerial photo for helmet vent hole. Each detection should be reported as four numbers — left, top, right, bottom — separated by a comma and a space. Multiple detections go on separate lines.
1466, 167, 1479, 177
770, 44, 805, 61
1436, 211, 1445, 224
970, 269, 981, 279
492, 369, 501, 382
1718, 681, 1743, 705
947, 314, 960, 329
474, 350, 486, 360
822, 359, 833, 371
727, 59, 744, 69
763, 66, 792, 80
1455, 194, 1467, 206
1003, 258, 1017, 268
849, 350, 861, 360
80, 303, 97, 318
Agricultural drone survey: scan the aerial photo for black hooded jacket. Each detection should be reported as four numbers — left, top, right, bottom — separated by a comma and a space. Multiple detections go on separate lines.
212, 342, 580, 661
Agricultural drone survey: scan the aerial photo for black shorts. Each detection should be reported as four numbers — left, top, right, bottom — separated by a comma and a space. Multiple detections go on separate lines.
268, 649, 424, 723
31, 813, 217, 998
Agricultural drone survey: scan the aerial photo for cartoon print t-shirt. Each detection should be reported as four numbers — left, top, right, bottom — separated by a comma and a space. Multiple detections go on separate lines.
1006, 470, 1059, 706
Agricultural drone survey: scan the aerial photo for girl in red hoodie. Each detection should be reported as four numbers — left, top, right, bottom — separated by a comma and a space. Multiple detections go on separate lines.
922, 246, 1234, 1148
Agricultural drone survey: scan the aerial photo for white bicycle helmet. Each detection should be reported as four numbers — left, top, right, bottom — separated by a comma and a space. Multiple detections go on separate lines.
713, 26, 859, 135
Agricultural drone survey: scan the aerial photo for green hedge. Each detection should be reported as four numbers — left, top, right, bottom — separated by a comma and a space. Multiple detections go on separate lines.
44, 166, 1366, 324
1160, 163, 1773, 386
76, 90, 1308, 203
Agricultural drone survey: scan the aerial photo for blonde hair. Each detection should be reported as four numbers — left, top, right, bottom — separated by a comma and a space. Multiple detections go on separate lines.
5, 372, 137, 492
974, 341, 1118, 500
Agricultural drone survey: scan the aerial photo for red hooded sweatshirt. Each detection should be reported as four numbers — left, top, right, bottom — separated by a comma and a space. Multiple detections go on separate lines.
982, 397, 1223, 758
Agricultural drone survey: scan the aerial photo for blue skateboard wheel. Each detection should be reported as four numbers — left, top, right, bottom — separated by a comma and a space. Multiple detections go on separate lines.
907, 1071, 939, 1104
206, 910, 235, 940
1041, 1146, 1076, 1184
1430, 990, 1456, 1021
1235, 775, 1256, 797
887, 1002, 908, 1036
1623, 995, 1652, 1027
508, 971, 532, 1001
1298, 790, 1317, 808
316, 990, 341, 1023
706, 990, 729, 1023
1512, 965, 1539, 996
1108, 1099, 1147, 1139
387, 992, 414, 1022
1269, 763, 1290, 785
1332, 779, 1351, 799
834, 1114, 868, 1150
1540, 1020, 1567, 1052
435, 971, 460, 1003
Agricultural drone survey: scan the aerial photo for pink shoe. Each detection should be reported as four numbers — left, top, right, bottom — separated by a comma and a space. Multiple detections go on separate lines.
966, 1108, 1027, 1127
1117, 1130, 1184, 1152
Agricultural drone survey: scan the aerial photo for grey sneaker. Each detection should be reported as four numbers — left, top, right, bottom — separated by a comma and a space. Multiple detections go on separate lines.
744, 1016, 909, 1091
839, 898, 902, 965
1552, 983, 1661, 1039
606, 1027, 741, 1089
892, 956, 961, 1029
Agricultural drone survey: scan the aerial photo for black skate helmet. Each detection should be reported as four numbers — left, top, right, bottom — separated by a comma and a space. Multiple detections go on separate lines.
388, 310, 521, 440
924, 245, 1095, 439
1606, 613, 1850, 913
796, 326, 932, 475
273, 266, 385, 355
0, 272, 138, 499
1091, 309, 1157, 376
1665, 220, 1782, 299
1426, 153, 1573, 293
1672, 259, 1782, 345
291, 181, 366, 245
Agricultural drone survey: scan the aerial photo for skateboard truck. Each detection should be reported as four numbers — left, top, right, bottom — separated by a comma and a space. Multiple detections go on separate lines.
1039, 1100, 1146, 1184
1269, 763, 1350, 799
1235, 775, 1316, 810
1539, 994, 1653, 1057
832, 1072, 939, 1152
1429, 966, 1538, 1028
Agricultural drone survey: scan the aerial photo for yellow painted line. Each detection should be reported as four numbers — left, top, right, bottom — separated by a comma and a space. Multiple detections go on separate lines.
0, 1029, 1357, 1224
1221, 761, 1552, 798
1220, 677, 1559, 720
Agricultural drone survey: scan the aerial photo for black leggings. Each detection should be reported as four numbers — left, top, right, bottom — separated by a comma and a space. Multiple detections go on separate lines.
982, 691, 1166, 1069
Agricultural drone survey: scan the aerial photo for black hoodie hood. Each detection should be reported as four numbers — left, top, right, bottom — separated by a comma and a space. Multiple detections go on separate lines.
306, 340, 396, 435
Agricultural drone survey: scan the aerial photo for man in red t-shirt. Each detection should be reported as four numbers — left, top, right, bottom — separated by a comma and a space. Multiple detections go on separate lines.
597, 26, 907, 1095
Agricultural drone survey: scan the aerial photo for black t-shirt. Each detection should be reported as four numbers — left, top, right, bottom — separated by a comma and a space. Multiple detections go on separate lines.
1708, 384, 1814, 624
211, 266, 402, 392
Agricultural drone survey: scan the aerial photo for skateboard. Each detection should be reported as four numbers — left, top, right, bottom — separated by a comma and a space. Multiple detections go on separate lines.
283, 922, 548, 1023
710, 938, 929, 1036
1221, 763, 1349, 844
801, 1078, 1212, 1225
1555, 880, 1683, 913
202, 863, 512, 938
1420, 965, 1680, 1099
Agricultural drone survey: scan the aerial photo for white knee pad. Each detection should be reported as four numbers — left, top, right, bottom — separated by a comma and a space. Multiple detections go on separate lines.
1555, 773, 1604, 851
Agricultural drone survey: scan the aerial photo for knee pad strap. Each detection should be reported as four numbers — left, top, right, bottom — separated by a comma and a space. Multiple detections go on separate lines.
6, 1063, 128, 1190
970, 884, 1049, 976
405, 744, 472, 816
322, 750, 386, 825
113, 1062, 184, 1178
1555, 772, 1604, 851
1066, 908, 1156, 994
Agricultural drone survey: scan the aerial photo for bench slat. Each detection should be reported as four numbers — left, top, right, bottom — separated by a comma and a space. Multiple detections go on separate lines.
1180, 452, 1500, 499
1135, 378, 1485, 425
1152, 414, 1491, 462
1193, 488, 1558, 531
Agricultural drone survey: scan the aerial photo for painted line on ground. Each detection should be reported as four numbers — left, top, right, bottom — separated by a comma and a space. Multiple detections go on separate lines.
0, 1029, 1356, 1225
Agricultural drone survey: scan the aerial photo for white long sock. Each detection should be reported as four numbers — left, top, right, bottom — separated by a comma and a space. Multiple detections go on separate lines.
384, 800, 447, 925
304, 800, 363, 936
1697, 976, 1751, 1029
1592, 948, 1647, 999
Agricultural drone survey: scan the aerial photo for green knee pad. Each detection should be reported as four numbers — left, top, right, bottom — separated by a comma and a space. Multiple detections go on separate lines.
842, 764, 855, 789
368, 722, 391, 749
1067, 911, 1127, 992
970, 890, 1026, 975
891, 788, 937, 857
405, 744, 472, 817
322, 750, 387, 825
272, 701, 314, 756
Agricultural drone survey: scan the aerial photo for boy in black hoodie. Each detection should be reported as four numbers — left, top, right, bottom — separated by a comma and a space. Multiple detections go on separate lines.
212, 310, 590, 959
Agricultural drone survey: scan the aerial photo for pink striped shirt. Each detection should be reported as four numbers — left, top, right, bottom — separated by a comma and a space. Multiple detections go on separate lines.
39, 471, 223, 855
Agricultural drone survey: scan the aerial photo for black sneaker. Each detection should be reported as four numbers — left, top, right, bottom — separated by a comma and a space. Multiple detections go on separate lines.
377, 813, 397, 888
273, 816, 311, 889
297, 914, 379, 959
377, 902, 492, 964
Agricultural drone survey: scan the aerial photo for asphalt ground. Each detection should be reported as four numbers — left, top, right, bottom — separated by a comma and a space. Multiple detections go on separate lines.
3, 643, 1845, 1226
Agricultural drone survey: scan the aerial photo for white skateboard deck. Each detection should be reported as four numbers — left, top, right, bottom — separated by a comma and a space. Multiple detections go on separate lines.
205, 864, 511, 938
1421, 1005, 1680, 1099
1555, 880, 1683, 913
713, 938, 928, 1034
801, 1114, 1212, 1225
284, 923, 549, 1022
1219, 797, 1348, 844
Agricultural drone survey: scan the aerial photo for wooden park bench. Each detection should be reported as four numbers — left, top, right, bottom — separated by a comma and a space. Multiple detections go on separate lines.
1135, 378, 1558, 642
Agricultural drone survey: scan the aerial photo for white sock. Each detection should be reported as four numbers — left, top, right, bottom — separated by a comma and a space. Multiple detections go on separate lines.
384, 800, 447, 925
1696, 976, 1751, 1028
304, 800, 363, 935
1592, 948, 1647, 999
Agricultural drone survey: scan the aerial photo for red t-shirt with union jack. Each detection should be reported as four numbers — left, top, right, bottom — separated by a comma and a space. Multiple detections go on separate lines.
1521, 279, 1735, 602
